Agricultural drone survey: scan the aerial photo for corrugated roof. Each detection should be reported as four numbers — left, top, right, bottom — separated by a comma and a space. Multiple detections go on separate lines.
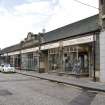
44, 14, 99, 43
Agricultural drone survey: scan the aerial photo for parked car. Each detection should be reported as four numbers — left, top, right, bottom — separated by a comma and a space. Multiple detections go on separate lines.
0, 64, 15, 73
0, 64, 4, 72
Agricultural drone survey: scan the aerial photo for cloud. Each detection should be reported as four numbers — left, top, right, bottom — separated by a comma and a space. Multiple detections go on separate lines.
0, 7, 8, 15
0, 0, 98, 48
0, 0, 55, 48
45, 0, 98, 31
14, 1, 53, 15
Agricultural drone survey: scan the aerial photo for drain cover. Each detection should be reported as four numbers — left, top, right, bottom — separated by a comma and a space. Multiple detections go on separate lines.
0, 90, 12, 96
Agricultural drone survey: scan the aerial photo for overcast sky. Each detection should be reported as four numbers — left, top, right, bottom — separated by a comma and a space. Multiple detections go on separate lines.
0, 0, 98, 49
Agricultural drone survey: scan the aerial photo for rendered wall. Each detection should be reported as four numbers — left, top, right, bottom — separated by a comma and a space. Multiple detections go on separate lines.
100, 31, 105, 82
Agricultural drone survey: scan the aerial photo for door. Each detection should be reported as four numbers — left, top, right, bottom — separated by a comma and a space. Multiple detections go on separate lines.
79, 53, 89, 74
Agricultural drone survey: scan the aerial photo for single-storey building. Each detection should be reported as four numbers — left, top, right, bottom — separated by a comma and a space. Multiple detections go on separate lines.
2, 0, 105, 82
0, 14, 101, 81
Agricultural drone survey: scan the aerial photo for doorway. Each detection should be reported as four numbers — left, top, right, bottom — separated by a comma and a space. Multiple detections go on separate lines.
78, 52, 89, 75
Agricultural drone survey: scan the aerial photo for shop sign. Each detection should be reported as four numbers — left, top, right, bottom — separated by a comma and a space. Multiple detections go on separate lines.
8, 51, 20, 56
21, 47, 39, 53
63, 35, 93, 46
41, 42, 59, 50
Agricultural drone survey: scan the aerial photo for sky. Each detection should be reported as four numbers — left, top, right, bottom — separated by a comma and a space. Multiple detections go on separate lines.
0, 0, 98, 49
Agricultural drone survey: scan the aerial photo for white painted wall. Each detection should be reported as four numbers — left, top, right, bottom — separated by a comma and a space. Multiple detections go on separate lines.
100, 31, 105, 82
63, 35, 93, 46
8, 51, 20, 55
21, 47, 39, 54
41, 35, 93, 50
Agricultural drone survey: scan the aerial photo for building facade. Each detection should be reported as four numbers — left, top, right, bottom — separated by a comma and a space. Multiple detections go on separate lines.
0, 14, 101, 81
99, 0, 105, 82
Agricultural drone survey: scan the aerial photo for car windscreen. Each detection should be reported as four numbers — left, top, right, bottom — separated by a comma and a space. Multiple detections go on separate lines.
4, 64, 11, 67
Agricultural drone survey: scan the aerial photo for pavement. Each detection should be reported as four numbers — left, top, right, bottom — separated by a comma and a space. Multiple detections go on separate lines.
16, 70, 105, 92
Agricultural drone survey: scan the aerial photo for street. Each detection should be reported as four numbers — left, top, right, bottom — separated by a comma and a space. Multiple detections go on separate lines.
0, 73, 104, 105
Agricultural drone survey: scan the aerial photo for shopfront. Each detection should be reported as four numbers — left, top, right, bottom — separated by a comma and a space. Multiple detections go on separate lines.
41, 35, 95, 77
48, 44, 92, 75
21, 52, 39, 71
14, 54, 21, 69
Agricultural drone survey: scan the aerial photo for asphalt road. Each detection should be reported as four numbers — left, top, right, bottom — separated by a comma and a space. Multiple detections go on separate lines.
0, 72, 104, 105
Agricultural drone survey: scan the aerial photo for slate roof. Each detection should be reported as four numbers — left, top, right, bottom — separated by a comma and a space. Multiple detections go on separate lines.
1, 14, 100, 54
1, 44, 21, 54
44, 14, 99, 43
